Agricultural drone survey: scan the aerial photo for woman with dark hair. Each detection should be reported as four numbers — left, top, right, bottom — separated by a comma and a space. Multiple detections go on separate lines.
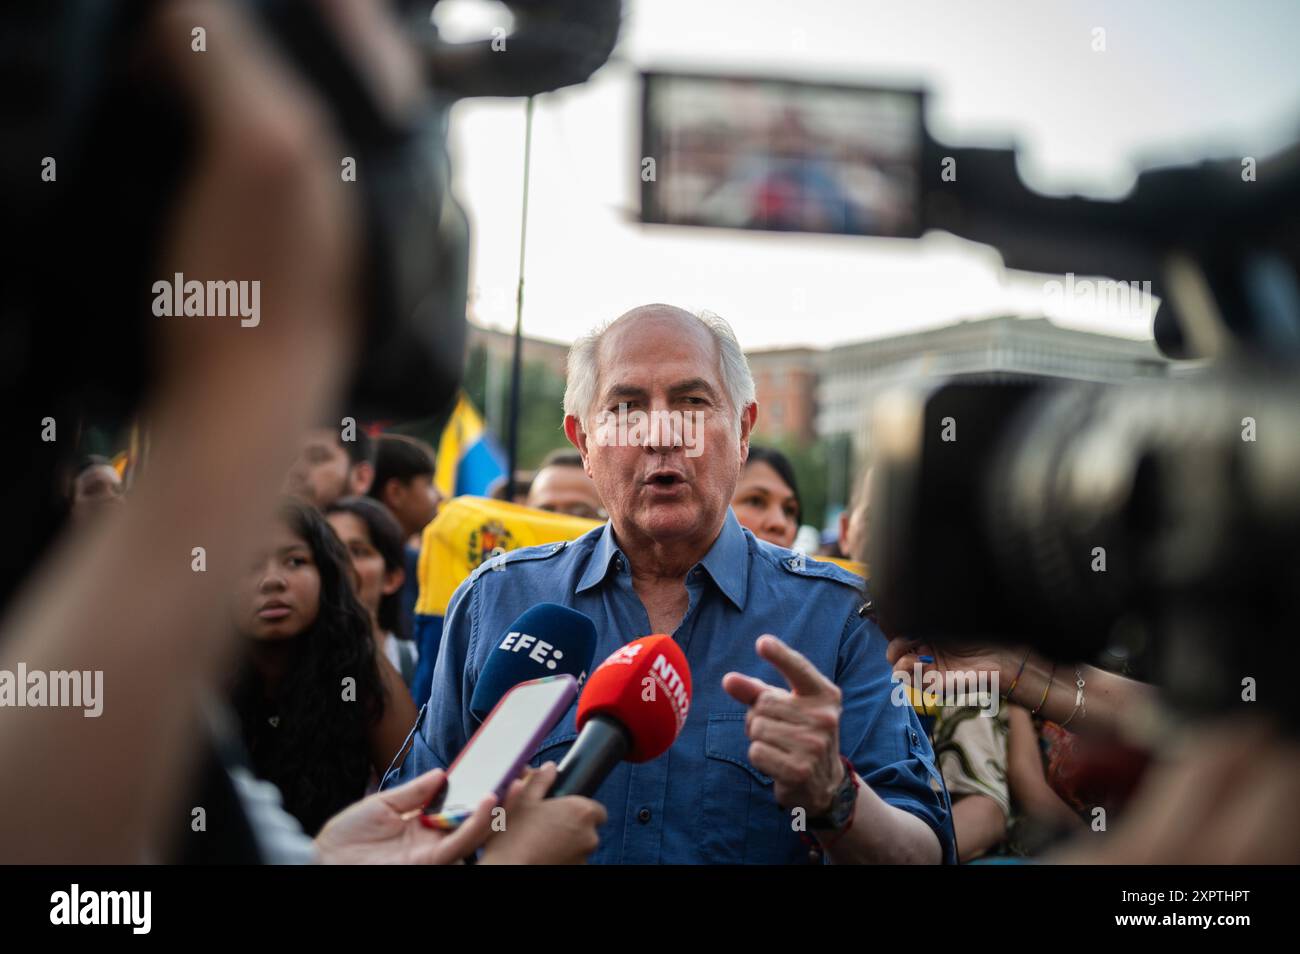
230, 499, 418, 835
325, 496, 420, 693
731, 445, 802, 548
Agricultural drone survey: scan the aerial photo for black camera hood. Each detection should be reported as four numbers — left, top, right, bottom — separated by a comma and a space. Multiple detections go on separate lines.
922, 132, 1300, 362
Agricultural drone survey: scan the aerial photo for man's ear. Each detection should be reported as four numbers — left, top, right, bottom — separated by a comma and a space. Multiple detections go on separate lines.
382, 564, 405, 597
738, 402, 758, 461
564, 415, 592, 475
379, 476, 403, 511
350, 460, 374, 496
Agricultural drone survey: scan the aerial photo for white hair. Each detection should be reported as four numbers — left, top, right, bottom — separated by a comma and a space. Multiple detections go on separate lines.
563, 306, 756, 432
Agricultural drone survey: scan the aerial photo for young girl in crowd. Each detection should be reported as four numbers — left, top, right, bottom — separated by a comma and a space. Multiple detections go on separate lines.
230, 499, 418, 835
325, 495, 420, 694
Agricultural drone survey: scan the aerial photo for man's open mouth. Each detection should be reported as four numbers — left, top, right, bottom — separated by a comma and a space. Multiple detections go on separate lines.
645, 470, 687, 491
646, 469, 685, 485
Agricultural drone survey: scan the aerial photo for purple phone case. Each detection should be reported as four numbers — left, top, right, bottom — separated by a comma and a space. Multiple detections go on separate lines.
433, 674, 578, 822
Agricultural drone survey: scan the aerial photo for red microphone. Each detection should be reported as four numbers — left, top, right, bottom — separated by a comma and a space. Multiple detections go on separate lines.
549, 635, 692, 798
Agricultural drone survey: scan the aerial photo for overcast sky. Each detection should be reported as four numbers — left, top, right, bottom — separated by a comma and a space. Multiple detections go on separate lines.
437, 0, 1300, 350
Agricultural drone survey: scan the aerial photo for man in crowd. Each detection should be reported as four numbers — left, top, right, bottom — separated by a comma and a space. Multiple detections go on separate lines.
370, 434, 441, 540
527, 448, 606, 521
490, 469, 534, 504
285, 425, 375, 509
370, 433, 441, 638
390, 304, 953, 864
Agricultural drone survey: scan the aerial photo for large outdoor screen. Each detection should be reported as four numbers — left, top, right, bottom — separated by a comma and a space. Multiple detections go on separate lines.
641, 71, 924, 238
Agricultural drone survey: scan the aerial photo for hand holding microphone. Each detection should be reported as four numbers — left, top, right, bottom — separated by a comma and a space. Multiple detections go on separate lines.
419, 604, 596, 827
550, 635, 693, 798
406, 603, 605, 862
480, 763, 608, 865
445, 614, 694, 861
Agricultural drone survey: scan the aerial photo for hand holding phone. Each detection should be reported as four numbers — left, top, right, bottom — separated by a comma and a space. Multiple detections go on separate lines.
422, 675, 577, 829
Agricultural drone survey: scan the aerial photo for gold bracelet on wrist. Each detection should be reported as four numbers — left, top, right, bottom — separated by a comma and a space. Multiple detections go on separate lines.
1030, 663, 1056, 717
1059, 669, 1087, 728
1004, 649, 1032, 703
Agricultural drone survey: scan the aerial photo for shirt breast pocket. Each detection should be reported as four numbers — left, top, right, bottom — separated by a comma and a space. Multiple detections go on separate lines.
699, 713, 803, 864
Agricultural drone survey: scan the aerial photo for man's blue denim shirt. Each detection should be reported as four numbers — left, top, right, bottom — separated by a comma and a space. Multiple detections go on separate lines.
385, 509, 955, 864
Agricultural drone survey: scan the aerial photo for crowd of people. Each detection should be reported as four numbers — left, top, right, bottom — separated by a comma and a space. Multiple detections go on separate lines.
36, 302, 1167, 865
5, 0, 1295, 869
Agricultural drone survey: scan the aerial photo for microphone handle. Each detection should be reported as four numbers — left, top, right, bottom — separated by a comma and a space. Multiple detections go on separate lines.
549, 714, 630, 798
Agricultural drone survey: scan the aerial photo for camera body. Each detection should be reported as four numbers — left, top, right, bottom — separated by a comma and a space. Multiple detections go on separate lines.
862, 103, 1300, 724
12, 0, 624, 426
868, 364, 1300, 721
41, 0, 469, 426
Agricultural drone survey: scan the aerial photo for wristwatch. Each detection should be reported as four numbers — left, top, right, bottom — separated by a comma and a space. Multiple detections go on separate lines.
808, 755, 859, 834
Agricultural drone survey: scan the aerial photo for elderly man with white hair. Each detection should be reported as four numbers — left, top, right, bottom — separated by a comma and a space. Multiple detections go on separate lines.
388, 304, 953, 863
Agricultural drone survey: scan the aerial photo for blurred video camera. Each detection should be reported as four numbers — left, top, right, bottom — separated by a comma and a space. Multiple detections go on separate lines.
0, 0, 620, 607
867, 137, 1300, 721
3, 0, 621, 425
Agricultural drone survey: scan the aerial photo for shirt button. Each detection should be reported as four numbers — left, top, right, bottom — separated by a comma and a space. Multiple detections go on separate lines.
614, 555, 624, 571
636, 807, 652, 824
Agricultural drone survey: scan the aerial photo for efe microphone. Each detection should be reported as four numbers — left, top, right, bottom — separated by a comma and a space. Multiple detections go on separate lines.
469, 603, 598, 722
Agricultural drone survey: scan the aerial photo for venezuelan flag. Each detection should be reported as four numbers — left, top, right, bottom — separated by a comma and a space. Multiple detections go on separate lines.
409, 496, 600, 705
433, 392, 508, 498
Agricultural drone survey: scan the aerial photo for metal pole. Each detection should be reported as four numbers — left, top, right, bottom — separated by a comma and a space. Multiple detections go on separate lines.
505, 96, 535, 502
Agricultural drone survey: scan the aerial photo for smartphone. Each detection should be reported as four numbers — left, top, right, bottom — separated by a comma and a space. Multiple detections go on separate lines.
424, 674, 578, 829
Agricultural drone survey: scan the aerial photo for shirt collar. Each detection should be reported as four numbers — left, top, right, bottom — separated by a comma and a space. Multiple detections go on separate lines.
575, 522, 624, 594
575, 510, 750, 611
